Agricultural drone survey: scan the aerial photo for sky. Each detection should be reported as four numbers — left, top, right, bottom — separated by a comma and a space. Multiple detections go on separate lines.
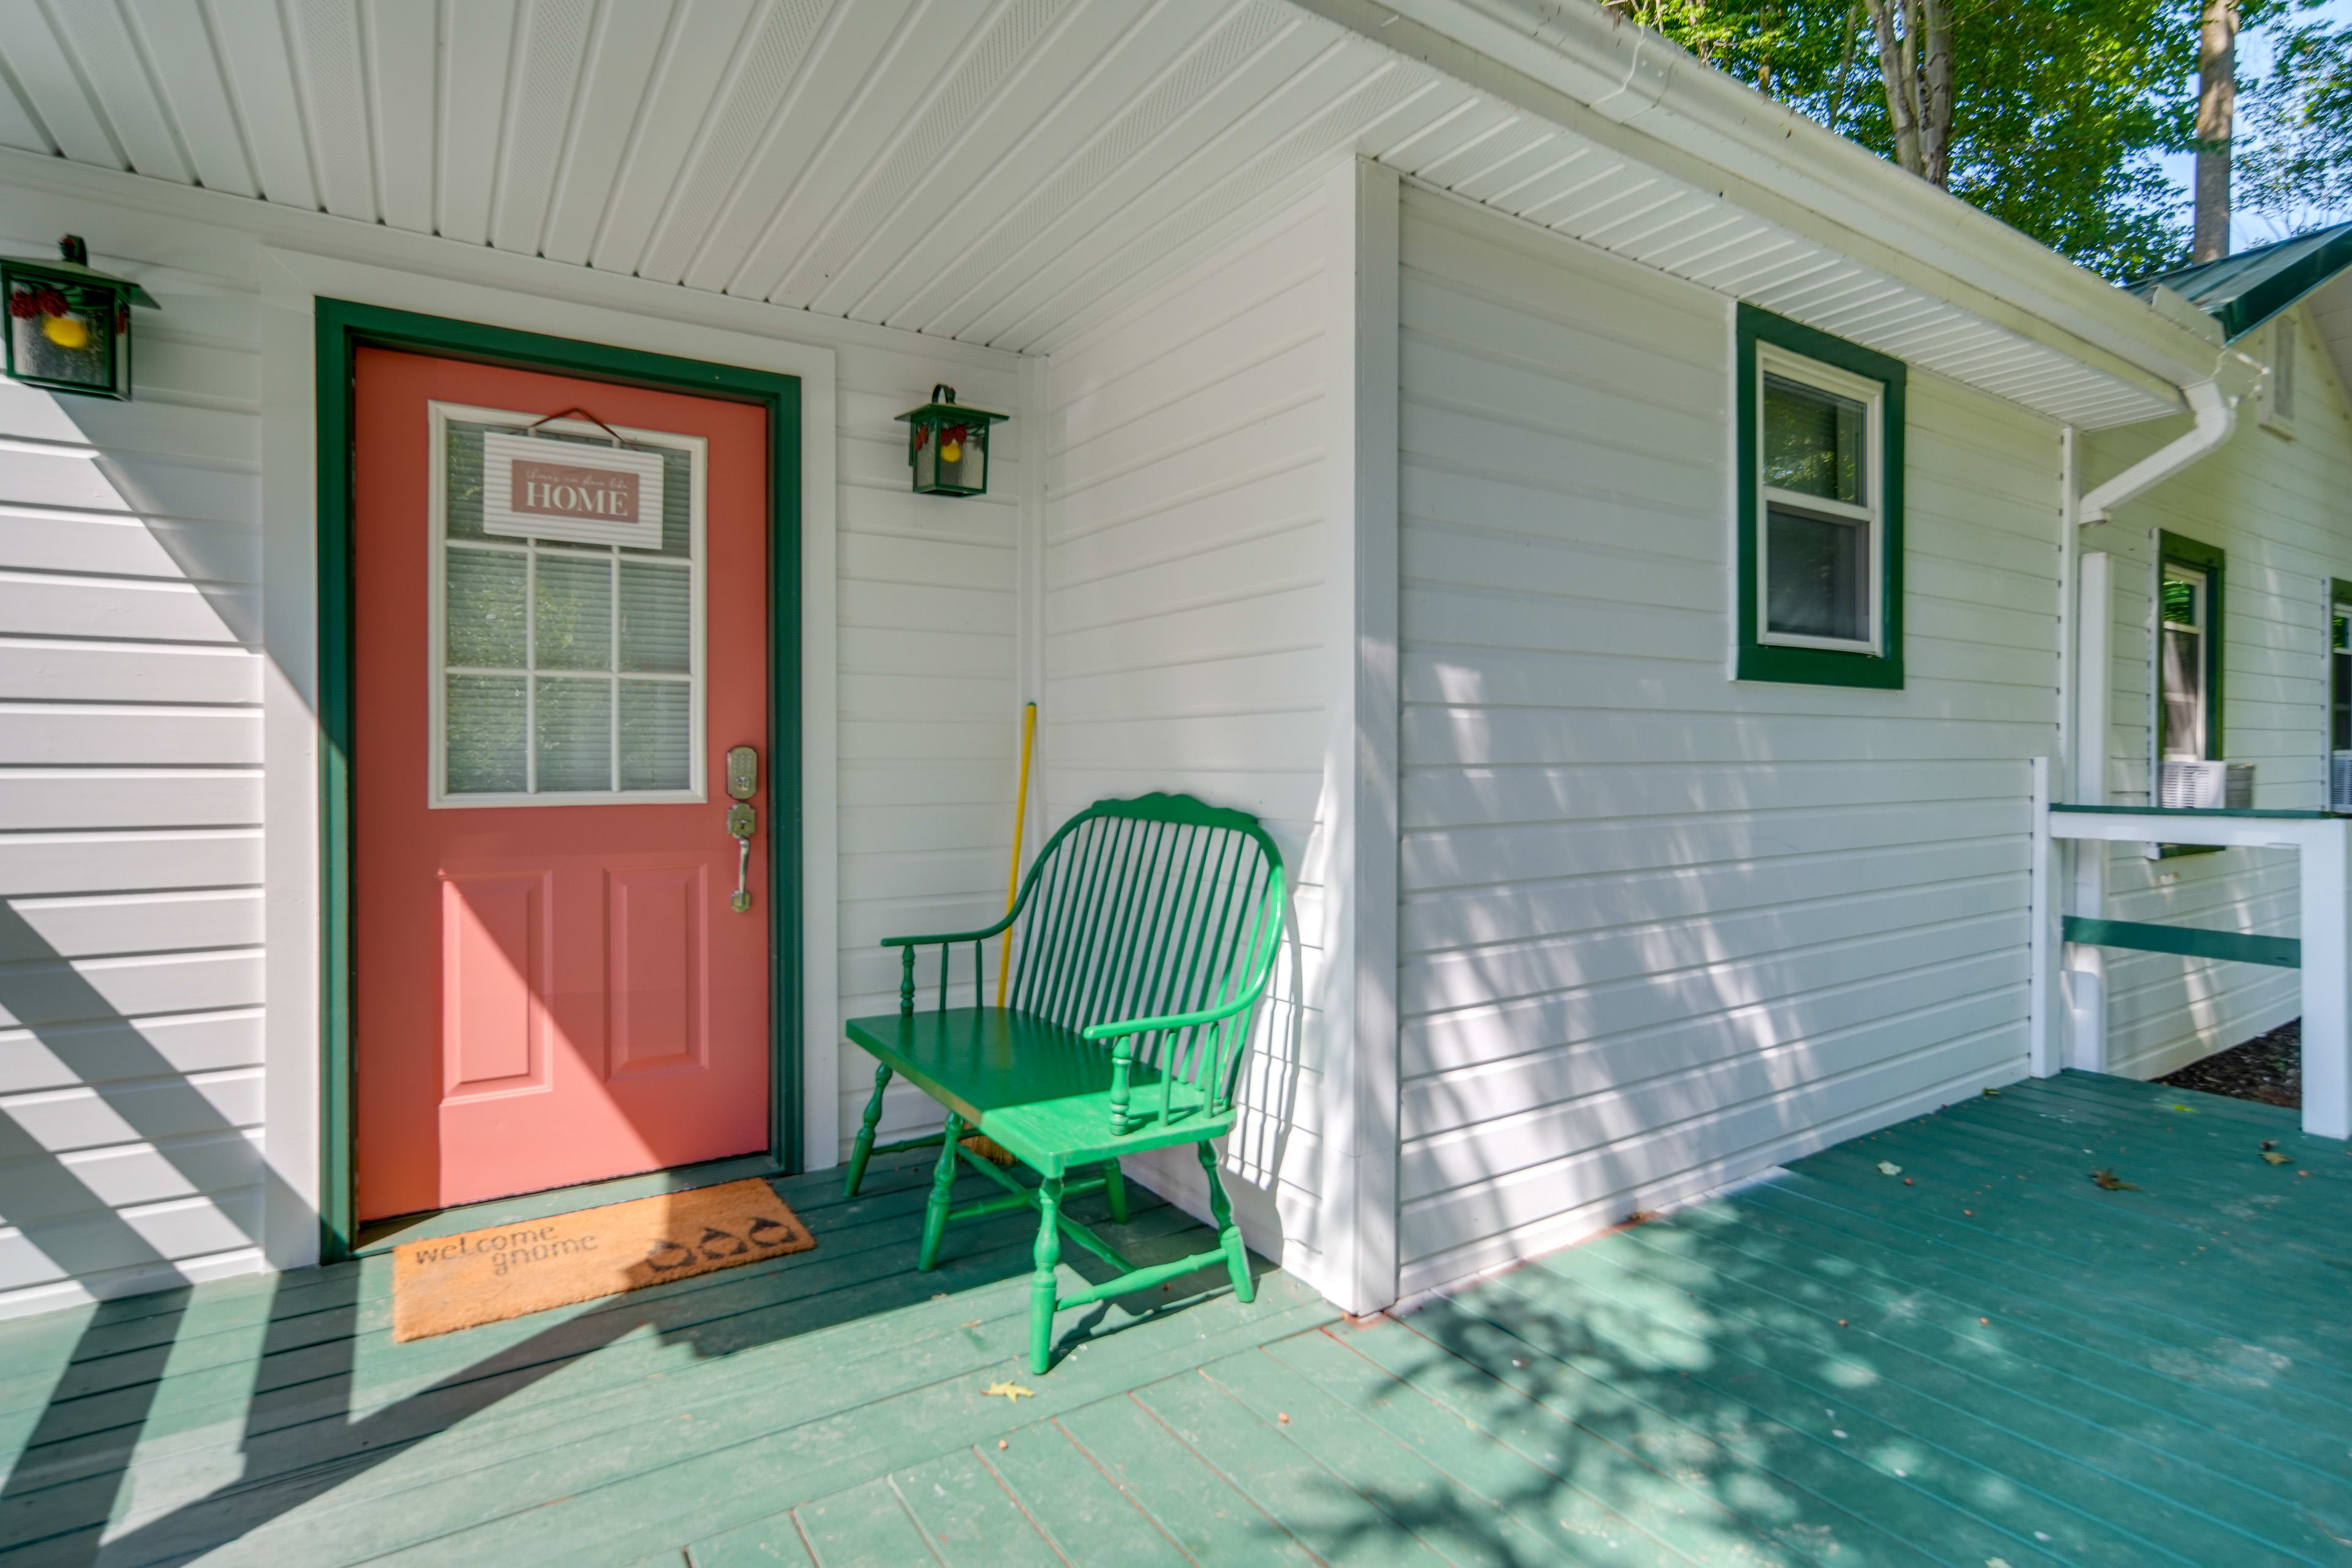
2156, 0, 2352, 246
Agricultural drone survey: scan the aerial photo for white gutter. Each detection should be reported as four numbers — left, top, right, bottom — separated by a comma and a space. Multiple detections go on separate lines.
2076, 379, 2237, 523
1295, 0, 2225, 402
2076, 340, 2265, 522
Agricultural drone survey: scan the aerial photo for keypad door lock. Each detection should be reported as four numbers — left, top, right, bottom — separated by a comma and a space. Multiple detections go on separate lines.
725, 746, 758, 913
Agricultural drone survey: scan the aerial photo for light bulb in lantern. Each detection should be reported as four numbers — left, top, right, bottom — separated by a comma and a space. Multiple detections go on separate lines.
42, 314, 88, 350
940, 441, 962, 464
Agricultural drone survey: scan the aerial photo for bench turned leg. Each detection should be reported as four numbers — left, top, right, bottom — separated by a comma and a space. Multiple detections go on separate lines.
1030, 1176, 1064, 1375
1101, 1157, 1128, 1225
918, 1112, 964, 1272
843, 1063, 894, 1198
1197, 1140, 1253, 1305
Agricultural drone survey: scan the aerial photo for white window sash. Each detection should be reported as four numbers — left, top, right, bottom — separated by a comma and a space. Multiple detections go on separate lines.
2157, 564, 2207, 764
1754, 345, 1885, 657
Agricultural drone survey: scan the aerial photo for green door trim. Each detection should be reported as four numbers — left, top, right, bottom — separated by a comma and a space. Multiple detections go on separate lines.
314, 298, 805, 1264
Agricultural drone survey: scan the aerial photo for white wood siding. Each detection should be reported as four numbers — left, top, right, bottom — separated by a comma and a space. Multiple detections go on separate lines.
0, 221, 267, 1319
1041, 190, 1336, 1285
1392, 189, 2056, 1296
832, 351, 1027, 1159
2079, 303, 2352, 1078
0, 172, 1026, 1318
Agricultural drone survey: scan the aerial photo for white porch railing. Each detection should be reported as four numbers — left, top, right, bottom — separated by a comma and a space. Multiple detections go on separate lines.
2044, 803, 2350, 1140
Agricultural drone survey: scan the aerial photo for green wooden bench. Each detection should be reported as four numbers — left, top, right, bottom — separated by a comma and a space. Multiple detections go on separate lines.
842, 793, 1286, 1373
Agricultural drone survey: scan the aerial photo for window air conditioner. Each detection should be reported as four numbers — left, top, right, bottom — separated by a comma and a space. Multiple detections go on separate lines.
2158, 760, 2252, 810
2333, 756, 2352, 813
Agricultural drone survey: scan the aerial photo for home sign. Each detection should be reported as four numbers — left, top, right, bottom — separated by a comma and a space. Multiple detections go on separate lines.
481, 431, 667, 549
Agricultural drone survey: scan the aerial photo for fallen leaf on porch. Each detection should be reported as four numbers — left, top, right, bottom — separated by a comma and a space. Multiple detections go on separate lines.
1982, 1087, 2000, 1096
1877, 1161, 1902, 1176
2263, 1151, 2294, 1164
960, 1320, 982, 1328
2263, 1139, 2278, 1150
984, 1381, 1035, 1400
2089, 1168, 2139, 1191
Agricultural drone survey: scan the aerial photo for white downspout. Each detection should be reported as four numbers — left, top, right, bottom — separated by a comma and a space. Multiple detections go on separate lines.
2060, 351, 2258, 1072
2077, 377, 2238, 522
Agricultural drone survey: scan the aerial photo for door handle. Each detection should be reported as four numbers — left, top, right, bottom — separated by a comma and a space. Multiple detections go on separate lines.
725, 746, 758, 914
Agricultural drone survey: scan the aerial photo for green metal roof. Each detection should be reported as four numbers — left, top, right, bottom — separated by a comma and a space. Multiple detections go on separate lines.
2130, 221, 2352, 341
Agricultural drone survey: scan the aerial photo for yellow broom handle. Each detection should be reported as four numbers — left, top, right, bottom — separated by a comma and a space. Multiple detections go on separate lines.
995, 702, 1037, 1006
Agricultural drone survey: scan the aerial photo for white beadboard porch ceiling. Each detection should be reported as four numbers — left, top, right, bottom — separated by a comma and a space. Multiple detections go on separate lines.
0, 0, 2173, 426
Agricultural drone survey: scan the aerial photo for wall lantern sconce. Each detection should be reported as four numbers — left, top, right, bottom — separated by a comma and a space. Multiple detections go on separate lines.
896, 384, 1006, 497
3, 235, 157, 401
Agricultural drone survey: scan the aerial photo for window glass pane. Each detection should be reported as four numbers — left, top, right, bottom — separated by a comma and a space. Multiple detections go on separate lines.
619, 561, 692, 673
1763, 375, 1865, 504
535, 551, 612, 671
438, 417, 700, 802
1766, 505, 1868, 642
2334, 649, 2350, 752
445, 422, 488, 541
536, 677, 611, 791
2161, 571, 2200, 629
619, 680, 693, 790
446, 674, 526, 793
2160, 627, 2203, 760
446, 548, 526, 668
2334, 608, 2351, 752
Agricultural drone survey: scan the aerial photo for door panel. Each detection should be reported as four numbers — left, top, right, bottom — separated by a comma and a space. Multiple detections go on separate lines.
440, 872, 549, 1098
607, 865, 706, 1078
352, 347, 771, 1222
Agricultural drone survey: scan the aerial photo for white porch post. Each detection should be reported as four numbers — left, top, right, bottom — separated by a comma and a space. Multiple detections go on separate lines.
2049, 807, 2350, 1140
2028, 757, 2060, 1077
1317, 156, 1401, 1317
2301, 818, 2352, 1139
2066, 549, 2112, 1072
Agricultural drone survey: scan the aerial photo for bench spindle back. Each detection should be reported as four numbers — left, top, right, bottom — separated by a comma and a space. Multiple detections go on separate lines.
895, 794, 1283, 1126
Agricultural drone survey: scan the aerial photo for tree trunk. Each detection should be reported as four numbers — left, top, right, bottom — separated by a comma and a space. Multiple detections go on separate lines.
1823, 0, 1864, 134
1920, 0, 1954, 186
2195, 0, 2237, 261
1865, 0, 1922, 175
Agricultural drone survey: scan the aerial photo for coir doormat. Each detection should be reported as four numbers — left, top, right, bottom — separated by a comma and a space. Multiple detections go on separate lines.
391, 1178, 815, 1341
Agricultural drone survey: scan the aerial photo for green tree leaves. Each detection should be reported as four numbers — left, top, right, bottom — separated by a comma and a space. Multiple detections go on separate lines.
1604, 0, 2334, 279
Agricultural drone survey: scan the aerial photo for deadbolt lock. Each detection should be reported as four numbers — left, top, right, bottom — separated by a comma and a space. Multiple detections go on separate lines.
725, 745, 758, 802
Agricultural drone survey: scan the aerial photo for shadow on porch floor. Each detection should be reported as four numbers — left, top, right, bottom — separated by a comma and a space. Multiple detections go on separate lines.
6, 1072, 2352, 1564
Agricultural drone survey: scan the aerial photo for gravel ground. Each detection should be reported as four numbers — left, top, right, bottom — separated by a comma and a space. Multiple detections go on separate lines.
2157, 1017, 2301, 1107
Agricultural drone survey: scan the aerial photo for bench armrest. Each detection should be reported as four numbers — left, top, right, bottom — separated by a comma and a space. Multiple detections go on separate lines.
1079, 984, 1265, 1042
878, 911, 1016, 949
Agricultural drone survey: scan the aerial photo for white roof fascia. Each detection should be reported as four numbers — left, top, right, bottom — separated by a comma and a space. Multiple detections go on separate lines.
1295, 0, 2223, 410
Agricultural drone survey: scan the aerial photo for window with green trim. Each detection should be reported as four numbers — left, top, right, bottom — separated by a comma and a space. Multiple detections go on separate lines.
2333, 592, 2351, 753
1735, 305, 1905, 688
2327, 579, 2350, 810
2156, 532, 2224, 764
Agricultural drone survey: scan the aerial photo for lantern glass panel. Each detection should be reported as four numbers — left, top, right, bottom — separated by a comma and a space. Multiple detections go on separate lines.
6, 273, 121, 396
938, 421, 985, 494
912, 421, 940, 493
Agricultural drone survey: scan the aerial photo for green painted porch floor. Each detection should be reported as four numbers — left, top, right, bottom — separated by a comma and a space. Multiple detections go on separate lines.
6, 1072, 2352, 1566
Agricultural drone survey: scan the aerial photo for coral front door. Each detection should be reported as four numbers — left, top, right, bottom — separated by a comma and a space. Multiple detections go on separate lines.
352, 347, 771, 1222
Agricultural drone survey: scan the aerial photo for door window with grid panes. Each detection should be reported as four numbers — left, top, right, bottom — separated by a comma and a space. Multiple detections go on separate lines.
429, 406, 706, 805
